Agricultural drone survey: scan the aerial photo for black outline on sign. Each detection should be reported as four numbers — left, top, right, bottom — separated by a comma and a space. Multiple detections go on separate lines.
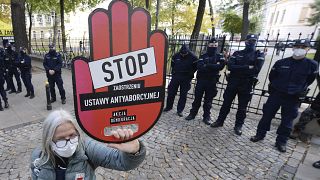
72, 0, 168, 143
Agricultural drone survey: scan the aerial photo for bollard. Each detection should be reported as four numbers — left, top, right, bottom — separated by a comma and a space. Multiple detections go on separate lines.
45, 81, 52, 110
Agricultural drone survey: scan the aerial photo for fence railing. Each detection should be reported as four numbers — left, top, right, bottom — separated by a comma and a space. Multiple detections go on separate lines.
30, 32, 320, 118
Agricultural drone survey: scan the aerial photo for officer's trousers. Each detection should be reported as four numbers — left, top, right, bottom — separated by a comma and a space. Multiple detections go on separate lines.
256, 91, 299, 145
216, 78, 253, 127
21, 70, 34, 95
189, 79, 217, 118
8, 67, 21, 92
166, 76, 191, 113
47, 73, 66, 100
0, 76, 8, 104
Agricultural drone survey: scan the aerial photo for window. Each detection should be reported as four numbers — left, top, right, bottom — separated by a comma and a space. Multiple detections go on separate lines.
37, 14, 43, 25
299, 7, 309, 23
280, 10, 286, 24
269, 12, 274, 25
274, 11, 279, 24
46, 14, 51, 24
33, 31, 37, 39
40, 31, 44, 39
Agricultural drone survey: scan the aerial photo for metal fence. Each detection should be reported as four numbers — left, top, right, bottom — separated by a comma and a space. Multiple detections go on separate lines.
30, 32, 320, 118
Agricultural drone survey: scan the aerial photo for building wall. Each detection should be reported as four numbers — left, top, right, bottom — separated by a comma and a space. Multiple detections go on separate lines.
262, 0, 319, 40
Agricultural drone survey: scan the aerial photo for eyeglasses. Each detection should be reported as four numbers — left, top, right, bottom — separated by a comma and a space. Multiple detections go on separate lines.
54, 135, 79, 148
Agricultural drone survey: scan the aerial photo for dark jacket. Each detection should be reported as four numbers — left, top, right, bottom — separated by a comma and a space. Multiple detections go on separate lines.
227, 49, 265, 78
4, 49, 18, 70
196, 53, 225, 80
30, 138, 146, 180
171, 52, 198, 79
18, 53, 32, 73
269, 57, 318, 95
43, 52, 62, 74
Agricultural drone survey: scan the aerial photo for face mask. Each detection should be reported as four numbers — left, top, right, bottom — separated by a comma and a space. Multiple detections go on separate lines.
293, 48, 307, 58
207, 47, 217, 56
51, 139, 78, 158
49, 49, 56, 55
245, 41, 256, 51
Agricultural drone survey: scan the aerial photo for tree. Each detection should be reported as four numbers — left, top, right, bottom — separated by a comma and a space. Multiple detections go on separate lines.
0, 0, 11, 23
309, 0, 320, 62
208, 0, 215, 36
221, 12, 242, 35
191, 0, 206, 38
11, 0, 29, 51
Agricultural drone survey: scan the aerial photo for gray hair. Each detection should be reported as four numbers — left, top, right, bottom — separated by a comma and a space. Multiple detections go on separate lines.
34, 109, 83, 168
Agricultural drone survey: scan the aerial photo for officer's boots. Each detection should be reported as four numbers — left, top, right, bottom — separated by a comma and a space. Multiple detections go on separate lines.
16, 86, 22, 94
185, 114, 196, 121
24, 92, 30, 97
210, 121, 224, 128
234, 126, 242, 136
30, 91, 35, 99
4, 101, 9, 108
0, 103, 3, 111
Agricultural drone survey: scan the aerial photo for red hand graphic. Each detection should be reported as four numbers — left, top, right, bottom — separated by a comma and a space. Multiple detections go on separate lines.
72, 0, 168, 143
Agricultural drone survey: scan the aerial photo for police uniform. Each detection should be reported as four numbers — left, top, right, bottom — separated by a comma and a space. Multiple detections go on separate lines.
43, 48, 66, 104
211, 34, 265, 135
163, 45, 198, 117
185, 38, 226, 124
4, 45, 22, 94
18, 50, 35, 98
250, 39, 318, 152
0, 47, 9, 110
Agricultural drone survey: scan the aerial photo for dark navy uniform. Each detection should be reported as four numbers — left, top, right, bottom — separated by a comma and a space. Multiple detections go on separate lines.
251, 39, 318, 152
185, 38, 226, 124
4, 46, 22, 93
163, 45, 198, 116
211, 34, 265, 135
43, 49, 66, 103
18, 49, 34, 98
0, 47, 9, 110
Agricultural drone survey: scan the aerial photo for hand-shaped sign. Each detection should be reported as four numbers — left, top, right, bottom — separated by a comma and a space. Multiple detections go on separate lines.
72, 0, 168, 143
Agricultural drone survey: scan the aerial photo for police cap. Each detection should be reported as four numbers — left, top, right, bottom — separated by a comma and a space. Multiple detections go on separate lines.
293, 39, 311, 47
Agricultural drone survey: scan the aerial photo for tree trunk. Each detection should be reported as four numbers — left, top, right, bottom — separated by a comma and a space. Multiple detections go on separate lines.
60, 0, 66, 52
52, 11, 59, 46
170, 1, 175, 34
146, 0, 150, 9
191, 0, 206, 39
26, 3, 32, 54
10, 0, 28, 51
208, 0, 215, 36
241, 1, 250, 41
155, 0, 160, 30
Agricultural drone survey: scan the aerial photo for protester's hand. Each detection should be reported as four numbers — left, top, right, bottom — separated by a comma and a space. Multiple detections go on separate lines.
72, 0, 167, 143
107, 129, 140, 154
249, 65, 254, 69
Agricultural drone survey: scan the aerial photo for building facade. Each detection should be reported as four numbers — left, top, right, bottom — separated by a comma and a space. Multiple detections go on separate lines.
262, 0, 319, 40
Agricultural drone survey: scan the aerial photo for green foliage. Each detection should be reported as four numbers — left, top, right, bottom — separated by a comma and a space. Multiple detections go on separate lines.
0, 0, 11, 23
309, 0, 320, 25
221, 12, 242, 34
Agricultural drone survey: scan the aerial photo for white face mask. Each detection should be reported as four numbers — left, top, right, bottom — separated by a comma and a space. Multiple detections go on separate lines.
51, 138, 78, 158
293, 48, 307, 58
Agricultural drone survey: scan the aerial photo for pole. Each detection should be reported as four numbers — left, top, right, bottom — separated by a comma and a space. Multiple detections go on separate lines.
46, 81, 52, 110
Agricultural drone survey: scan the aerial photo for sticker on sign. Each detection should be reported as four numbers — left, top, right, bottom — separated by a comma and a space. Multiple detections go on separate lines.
89, 47, 157, 89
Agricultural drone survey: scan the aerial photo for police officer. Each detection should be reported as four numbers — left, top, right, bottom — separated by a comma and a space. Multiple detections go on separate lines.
18, 47, 35, 99
163, 44, 198, 117
43, 45, 66, 104
211, 34, 265, 135
0, 46, 9, 111
185, 38, 226, 125
4, 44, 22, 94
250, 39, 318, 152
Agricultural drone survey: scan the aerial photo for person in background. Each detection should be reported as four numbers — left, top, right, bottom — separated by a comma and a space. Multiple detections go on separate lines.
4, 43, 22, 94
185, 38, 226, 125
163, 44, 198, 117
18, 47, 35, 99
0, 45, 9, 110
250, 39, 318, 153
30, 109, 146, 179
211, 34, 265, 136
43, 45, 66, 104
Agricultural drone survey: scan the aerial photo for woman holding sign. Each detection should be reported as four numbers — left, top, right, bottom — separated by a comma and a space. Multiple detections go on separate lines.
30, 110, 145, 179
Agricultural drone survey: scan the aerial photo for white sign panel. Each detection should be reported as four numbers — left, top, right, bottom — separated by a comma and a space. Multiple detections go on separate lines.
89, 47, 157, 89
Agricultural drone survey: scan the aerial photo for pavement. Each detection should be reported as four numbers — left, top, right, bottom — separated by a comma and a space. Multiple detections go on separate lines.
0, 59, 319, 179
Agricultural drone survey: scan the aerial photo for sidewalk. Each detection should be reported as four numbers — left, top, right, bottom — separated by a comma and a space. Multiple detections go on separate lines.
0, 58, 319, 179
